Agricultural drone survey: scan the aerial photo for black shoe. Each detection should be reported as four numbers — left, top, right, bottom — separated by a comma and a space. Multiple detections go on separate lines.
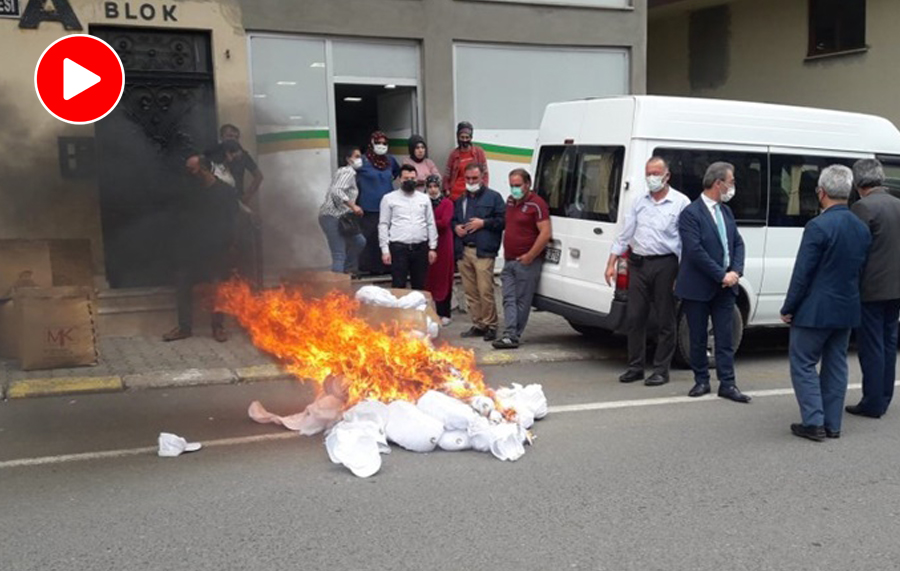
461, 326, 487, 339
791, 423, 825, 442
644, 373, 669, 387
619, 369, 644, 383
688, 383, 711, 397
718, 385, 751, 403
492, 336, 519, 349
825, 429, 841, 439
845, 404, 882, 418
483, 329, 498, 342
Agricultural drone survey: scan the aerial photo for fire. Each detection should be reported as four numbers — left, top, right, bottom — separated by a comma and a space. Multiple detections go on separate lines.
216, 278, 489, 406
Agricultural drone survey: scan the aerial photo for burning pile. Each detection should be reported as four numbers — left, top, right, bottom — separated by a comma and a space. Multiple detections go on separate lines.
216, 278, 548, 477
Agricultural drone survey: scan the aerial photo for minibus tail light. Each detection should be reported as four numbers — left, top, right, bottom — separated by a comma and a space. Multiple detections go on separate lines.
616, 254, 629, 291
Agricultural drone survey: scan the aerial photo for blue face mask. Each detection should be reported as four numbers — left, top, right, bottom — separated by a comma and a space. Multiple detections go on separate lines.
510, 186, 525, 200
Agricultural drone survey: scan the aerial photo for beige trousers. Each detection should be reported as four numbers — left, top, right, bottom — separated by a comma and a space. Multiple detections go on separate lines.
458, 246, 498, 330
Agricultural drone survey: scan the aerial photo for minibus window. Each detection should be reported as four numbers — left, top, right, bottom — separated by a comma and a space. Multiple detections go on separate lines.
769, 155, 855, 227
569, 146, 625, 223
535, 146, 574, 216
654, 148, 767, 225
878, 158, 900, 200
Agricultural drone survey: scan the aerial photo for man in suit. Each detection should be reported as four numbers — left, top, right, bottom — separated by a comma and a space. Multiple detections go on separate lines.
676, 162, 751, 403
847, 159, 900, 419
781, 165, 871, 441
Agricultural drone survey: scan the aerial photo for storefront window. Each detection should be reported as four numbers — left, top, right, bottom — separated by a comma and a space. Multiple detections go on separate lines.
250, 37, 329, 128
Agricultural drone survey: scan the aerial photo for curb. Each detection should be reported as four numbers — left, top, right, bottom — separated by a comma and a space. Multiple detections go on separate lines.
2, 347, 602, 400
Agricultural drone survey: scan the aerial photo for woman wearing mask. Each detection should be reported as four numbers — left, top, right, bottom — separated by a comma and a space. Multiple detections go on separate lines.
356, 131, 400, 274
402, 135, 441, 191
319, 148, 366, 275
424, 175, 455, 325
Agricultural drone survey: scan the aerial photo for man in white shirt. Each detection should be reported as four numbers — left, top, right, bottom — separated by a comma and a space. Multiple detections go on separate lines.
379, 165, 438, 289
605, 157, 690, 387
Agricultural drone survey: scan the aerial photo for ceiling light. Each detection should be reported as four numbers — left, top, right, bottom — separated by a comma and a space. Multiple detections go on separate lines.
343, 97, 362, 102
289, 115, 303, 120
277, 81, 297, 86
253, 94, 267, 99
310, 62, 325, 68
385, 84, 396, 89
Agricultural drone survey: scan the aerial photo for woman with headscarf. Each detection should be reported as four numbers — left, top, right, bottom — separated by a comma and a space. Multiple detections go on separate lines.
356, 130, 400, 274
424, 174, 455, 325
402, 135, 441, 191
443, 121, 490, 201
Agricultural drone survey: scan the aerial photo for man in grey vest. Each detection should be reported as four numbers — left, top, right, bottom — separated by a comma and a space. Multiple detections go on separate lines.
847, 159, 900, 419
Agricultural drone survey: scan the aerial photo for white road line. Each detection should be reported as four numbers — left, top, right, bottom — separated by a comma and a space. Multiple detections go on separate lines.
2, 381, 895, 469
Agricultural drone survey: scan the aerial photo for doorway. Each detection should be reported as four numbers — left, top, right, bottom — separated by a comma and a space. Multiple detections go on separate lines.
334, 83, 418, 162
92, 27, 217, 288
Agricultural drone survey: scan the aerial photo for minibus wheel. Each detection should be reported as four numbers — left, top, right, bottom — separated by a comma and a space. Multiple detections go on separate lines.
674, 305, 744, 369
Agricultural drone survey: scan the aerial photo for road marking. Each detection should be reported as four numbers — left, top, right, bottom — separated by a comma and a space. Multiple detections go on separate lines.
7, 376, 123, 399
2, 381, 897, 469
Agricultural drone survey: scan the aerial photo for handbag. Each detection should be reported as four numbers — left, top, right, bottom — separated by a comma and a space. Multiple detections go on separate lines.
338, 212, 361, 236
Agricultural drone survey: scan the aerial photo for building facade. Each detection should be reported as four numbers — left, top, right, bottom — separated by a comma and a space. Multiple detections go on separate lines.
648, 0, 898, 125
1, 0, 646, 286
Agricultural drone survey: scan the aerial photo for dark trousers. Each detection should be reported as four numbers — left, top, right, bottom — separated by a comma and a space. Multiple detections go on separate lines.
500, 259, 543, 341
856, 299, 900, 415
682, 289, 737, 386
359, 212, 387, 275
435, 297, 452, 319
790, 326, 851, 432
176, 262, 226, 332
389, 241, 429, 290
625, 254, 679, 375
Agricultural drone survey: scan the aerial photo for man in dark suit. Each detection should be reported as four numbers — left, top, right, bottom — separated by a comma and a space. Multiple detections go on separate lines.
847, 159, 900, 419
781, 165, 871, 441
676, 162, 750, 403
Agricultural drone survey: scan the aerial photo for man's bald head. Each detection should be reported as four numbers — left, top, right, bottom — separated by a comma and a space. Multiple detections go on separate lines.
186, 154, 215, 186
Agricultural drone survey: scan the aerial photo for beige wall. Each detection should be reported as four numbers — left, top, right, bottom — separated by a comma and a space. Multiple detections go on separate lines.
0, 0, 251, 278
648, 0, 900, 127
238, 0, 648, 163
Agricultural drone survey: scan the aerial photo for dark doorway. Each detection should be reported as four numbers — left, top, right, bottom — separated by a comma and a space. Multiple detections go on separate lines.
92, 27, 217, 288
334, 83, 417, 164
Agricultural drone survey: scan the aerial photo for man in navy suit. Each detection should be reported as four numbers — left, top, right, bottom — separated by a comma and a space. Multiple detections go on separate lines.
676, 162, 750, 403
781, 165, 871, 441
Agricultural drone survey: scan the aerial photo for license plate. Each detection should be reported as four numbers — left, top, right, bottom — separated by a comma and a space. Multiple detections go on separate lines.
545, 247, 561, 264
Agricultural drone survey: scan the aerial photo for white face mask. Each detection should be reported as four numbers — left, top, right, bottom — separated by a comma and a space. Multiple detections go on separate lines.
351, 157, 363, 169
646, 175, 666, 193
373, 144, 388, 156
722, 185, 736, 203
466, 183, 480, 193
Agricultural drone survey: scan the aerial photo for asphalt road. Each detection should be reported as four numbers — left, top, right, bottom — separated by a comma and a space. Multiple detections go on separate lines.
2, 337, 900, 571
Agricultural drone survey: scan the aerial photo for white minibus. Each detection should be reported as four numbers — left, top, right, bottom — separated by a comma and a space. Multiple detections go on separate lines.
531, 96, 900, 364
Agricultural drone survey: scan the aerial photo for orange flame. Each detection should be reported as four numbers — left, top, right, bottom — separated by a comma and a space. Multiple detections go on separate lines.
216, 278, 489, 407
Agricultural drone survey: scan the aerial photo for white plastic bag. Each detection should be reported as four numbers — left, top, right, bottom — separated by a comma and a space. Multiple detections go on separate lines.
489, 422, 527, 462
385, 400, 444, 452
325, 420, 383, 478
343, 400, 391, 454
355, 285, 400, 307
438, 430, 471, 451
396, 291, 427, 310
417, 390, 477, 431
496, 383, 549, 428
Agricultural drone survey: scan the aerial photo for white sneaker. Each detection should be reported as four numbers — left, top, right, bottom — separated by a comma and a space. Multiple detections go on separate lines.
440, 317, 452, 326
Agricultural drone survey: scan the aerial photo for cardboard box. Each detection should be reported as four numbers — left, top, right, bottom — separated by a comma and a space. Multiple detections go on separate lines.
386, 288, 441, 327
0, 239, 94, 298
281, 270, 353, 299
356, 287, 440, 338
0, 287, 98, 370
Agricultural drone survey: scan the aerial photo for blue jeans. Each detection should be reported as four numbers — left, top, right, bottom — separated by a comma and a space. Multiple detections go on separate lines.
789, 326, 851, 432
318, 215, 365, 273
856, 300, 900, 416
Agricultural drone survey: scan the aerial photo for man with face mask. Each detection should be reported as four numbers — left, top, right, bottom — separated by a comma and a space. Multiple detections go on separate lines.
452, 163, 506, 340
780, 165, 871, 441
444, 121, 490, 201
676, 161, 750, 403
607, 157, 690, 385
378, 164, 438, 289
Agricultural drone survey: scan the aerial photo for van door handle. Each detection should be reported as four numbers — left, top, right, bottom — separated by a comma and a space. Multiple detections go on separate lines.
593, 227, 603, 235
570, 248, 581, 259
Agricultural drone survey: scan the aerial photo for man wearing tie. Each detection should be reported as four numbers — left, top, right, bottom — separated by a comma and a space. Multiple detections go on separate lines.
675, 162, 751, 403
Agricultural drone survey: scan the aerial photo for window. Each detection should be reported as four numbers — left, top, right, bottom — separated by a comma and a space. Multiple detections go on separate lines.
768, 155, 855, 227
654, 148, 767, 225
535, 145, 624, 222
808, 0, 866, 57
877, 156, 900, 200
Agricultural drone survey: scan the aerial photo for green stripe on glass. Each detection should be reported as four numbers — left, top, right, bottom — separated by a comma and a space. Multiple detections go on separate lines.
257, 130, 330, 144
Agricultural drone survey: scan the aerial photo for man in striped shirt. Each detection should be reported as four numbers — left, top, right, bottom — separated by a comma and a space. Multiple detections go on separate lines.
493, 169, 552, 349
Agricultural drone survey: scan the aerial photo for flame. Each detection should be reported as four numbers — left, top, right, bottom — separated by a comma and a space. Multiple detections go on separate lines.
216, 278, 489, 407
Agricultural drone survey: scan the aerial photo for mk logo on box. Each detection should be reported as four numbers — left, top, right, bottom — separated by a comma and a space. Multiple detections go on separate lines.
47, 328, 75, 347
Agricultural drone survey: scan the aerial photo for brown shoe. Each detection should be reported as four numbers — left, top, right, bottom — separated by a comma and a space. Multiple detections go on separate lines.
212, 325, 229, 343
163, 327, 192, 342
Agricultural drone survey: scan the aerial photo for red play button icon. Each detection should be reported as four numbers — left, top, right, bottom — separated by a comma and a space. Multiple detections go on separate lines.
35, 34, 125, 125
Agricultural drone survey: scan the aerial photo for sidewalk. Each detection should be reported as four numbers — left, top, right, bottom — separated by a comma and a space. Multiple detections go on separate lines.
0, 310, 616, 399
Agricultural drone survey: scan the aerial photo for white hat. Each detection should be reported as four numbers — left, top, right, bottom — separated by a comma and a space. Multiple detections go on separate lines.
157, 432, 202, 457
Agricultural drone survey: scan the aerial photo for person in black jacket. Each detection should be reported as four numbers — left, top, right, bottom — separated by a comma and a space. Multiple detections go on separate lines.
452, 163, 506, 340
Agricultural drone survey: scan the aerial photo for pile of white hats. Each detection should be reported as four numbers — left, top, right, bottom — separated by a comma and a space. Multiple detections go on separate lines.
249, 384, 548, 478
